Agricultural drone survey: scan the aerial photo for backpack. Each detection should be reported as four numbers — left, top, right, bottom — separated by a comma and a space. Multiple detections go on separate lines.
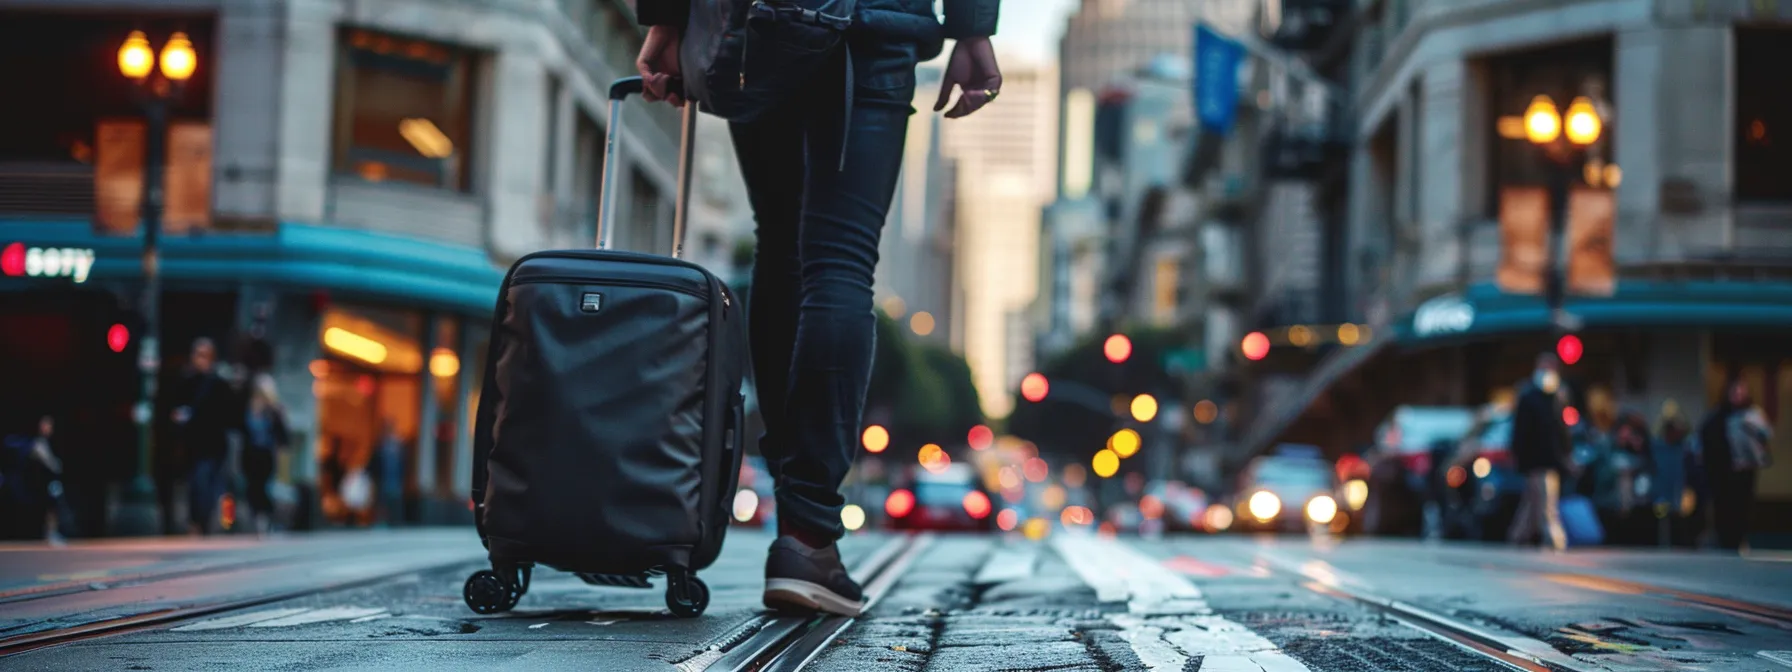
681, 0, 858, 124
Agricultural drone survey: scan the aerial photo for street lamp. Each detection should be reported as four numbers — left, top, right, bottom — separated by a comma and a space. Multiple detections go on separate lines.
114, 29, 197, 536
1518, 92, 1604, 332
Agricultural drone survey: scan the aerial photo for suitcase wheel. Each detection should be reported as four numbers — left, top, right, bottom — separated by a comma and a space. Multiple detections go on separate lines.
464, 569, 522, 614
664, 570, 709, 618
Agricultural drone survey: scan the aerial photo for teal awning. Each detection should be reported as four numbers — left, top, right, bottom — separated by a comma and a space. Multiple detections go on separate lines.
1397, 280, 1792, 345
0, 220, 506, 316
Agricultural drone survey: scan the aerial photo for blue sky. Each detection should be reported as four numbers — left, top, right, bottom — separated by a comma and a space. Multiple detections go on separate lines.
995, 0, 1079, 63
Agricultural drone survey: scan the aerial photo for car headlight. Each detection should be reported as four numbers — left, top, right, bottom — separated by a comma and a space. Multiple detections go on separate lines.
1305, 495, 1337, 524
1247, 491, 1281, 521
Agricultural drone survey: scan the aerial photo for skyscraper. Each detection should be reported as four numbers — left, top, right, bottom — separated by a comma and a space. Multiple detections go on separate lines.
940, 59, 1059, 418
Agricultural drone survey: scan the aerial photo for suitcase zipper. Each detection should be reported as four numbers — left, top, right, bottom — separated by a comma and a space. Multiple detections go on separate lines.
512, 275, 710, 302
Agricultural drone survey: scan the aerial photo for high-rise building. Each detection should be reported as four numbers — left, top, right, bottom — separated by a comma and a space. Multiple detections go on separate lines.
876, 67, 959, 349
940, 59, 1059, 418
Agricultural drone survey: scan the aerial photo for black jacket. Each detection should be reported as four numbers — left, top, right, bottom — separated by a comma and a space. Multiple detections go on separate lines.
1510, 382, 1567, 474
637, 0, 999, 59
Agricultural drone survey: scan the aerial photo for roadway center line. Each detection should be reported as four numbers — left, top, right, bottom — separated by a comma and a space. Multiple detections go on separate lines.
1051, 534, 1312, 672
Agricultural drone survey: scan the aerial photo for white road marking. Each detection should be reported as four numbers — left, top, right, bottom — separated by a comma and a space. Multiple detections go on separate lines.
350, 614, 392, 623
171, 608, 311, 632
1053, 535, 1312, 671
529, 622, 551, 629
1761, 651, 1792, 668
974, 545, 1039, 586
249, 607, 388, 628
587, 618, 625, 626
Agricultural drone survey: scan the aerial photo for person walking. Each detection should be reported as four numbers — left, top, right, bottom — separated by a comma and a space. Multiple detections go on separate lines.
242, 374, 290, 537
1699, 376, 1774, 551
633, 0, 1003, 616
168, 338, 240, 536
1651, 407, 1696, 546
1507, 352, 1570, 550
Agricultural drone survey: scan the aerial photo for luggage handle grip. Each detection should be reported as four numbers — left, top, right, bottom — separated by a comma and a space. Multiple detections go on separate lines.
598, 77, 696, 258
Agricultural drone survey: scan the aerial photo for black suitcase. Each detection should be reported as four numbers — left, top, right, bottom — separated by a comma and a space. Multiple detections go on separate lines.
464, 77, 748, 619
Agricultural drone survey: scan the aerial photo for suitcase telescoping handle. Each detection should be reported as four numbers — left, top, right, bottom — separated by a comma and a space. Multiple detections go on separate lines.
598, 76, 699, 260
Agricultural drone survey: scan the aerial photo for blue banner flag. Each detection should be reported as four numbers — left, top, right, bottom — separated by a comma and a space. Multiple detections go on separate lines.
1194, 24, 1244, 136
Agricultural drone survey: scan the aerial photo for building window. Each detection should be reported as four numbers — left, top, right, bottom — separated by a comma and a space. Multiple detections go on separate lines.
1484, 38, 1614, 218
1736, 27, 1792, 203
333, 29, 477, 192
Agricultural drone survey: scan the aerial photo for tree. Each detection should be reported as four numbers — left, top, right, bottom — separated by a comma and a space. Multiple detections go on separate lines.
1005, 325, 1194, 462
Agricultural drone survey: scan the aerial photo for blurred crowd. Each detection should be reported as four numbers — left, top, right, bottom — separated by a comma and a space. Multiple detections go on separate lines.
0, 337, 411, 542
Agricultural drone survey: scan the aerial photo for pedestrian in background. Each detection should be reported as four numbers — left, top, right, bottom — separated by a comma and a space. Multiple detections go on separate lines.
1651, 407, 1696, 546
242, 373, 290, 537
634, 0, 1003, 616
1699, 376, 1773, 551
370, 421, 406, 527
1507, 352, 1569, 550
168, 338, 241, 536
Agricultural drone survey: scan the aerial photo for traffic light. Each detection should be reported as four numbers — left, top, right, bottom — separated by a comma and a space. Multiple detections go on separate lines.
1103, 334, 1132, 364
1241, 332, 1270, 361
1556, 334, 1583, 366
107, 323, 131, 353
1020, 373, 1049, 403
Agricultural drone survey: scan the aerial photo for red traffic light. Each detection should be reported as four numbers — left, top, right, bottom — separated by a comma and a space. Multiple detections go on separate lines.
1556, 334, 1583, 366
967, 424, 994, 451
1103, 334, 1132, 364
1241, 332, 1270, 361
1020, 373, 1049, 403
107, 323, 130, 353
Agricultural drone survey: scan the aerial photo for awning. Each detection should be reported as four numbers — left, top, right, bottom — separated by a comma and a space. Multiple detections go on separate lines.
1235, 278, 1792, 459
1, 220, 505, 316
1398, 280, 1792, 345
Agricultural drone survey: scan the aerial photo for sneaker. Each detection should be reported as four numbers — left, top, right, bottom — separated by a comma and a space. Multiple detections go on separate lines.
763, 536, 865, 617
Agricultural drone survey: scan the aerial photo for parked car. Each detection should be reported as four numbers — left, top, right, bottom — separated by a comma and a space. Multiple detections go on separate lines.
884, 463, 996, 532
1362, 406, 1477, 537
1437, 404, 1526, 541
1229, 445, 1341, 533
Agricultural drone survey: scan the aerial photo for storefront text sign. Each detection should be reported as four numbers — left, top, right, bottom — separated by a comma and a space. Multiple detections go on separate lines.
1, 243, 96, 283
1413, 295, 1475, 337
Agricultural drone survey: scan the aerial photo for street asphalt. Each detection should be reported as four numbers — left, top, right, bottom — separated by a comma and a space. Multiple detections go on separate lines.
1, 528, 1788, 671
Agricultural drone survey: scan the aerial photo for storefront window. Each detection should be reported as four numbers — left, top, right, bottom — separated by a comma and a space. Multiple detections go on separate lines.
313, 304, 424, 525
1735, 27, 1792, 203
332, 29, 476, 191
429, 318, 461, 495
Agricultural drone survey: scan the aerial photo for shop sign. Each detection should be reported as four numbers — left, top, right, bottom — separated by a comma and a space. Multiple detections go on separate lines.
1, 242, 96, 283
1413, 295, 1475, 337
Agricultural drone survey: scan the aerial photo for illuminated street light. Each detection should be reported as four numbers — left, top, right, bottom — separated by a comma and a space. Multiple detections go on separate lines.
1564, 96, 1602, 146
114, 29, 201, 535
1524, 95, 1561, 145
159, 32, 197, 81
118, 31, 154, 79
1109, 428, 1141, 458
1092, 449, 1120, 478
862, 424, 890, 453
1130, 394, 1158, 422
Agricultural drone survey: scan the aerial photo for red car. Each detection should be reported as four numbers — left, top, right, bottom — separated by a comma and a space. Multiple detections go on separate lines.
884, 464, 995, 532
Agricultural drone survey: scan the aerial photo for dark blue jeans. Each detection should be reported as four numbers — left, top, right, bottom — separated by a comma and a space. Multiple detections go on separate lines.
731, 37, 918, 542
187, 458, 225, 531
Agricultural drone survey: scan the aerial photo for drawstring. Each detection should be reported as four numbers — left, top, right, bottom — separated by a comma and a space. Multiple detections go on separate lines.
840, 47, 853, 172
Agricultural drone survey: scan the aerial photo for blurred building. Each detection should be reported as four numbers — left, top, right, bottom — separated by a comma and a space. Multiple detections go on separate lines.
939, 58, 1058, 419
876, 66, 961, 351
0, 0, 747, 529
1042, 0, 1201, 362
1225, 0, 1792, 525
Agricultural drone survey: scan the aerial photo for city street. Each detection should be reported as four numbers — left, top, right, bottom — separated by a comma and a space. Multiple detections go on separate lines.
2, 529, 1789, 671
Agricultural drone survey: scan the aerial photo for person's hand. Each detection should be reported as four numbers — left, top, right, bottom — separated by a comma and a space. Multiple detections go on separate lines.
636, 25, 684, 107
934, 36, 1001, 119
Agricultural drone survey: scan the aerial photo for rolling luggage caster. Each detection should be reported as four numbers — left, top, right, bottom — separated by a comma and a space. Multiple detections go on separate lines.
664, 569, 709, 618
464, 564, 531, 614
